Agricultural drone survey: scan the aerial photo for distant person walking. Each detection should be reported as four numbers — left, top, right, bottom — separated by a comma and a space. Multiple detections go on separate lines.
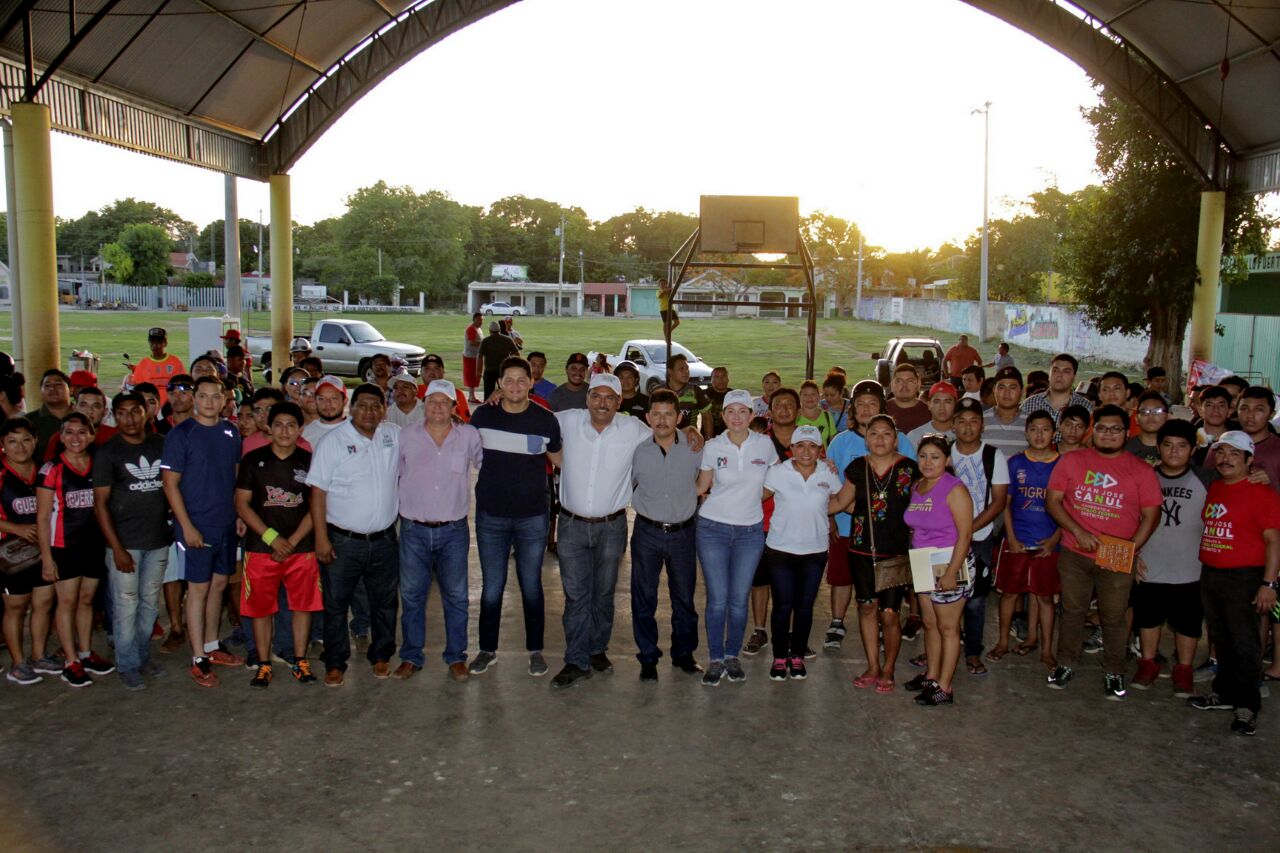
462, 312, 483, 402
943, 335, 981, 387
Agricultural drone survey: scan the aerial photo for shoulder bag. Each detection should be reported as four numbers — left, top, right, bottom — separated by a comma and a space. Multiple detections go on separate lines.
867, 459, 912, 592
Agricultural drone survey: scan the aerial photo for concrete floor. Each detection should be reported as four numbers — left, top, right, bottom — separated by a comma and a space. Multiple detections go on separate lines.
2, 538, 1276, 853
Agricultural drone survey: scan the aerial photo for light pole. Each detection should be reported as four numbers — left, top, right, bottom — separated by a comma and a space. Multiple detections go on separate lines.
972, 101, 991, 341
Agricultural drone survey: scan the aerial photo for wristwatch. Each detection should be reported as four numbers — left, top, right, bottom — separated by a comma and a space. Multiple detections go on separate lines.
1262, 579, 1280, 591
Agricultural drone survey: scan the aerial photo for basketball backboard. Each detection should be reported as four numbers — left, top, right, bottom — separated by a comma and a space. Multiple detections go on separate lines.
699, 195, 799, 254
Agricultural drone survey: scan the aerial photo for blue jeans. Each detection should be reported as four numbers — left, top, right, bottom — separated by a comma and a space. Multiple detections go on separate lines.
767, 547, 827, 659
696, 518, 765, 662
398, 518, 470, 666
350, 578, 370, 636
106, 547, 168, 675
320, 529, 400, 672
963, 537, 996, 658
476, 510, 548, 654
557, 514, 627, 669
630, 520, 699, 663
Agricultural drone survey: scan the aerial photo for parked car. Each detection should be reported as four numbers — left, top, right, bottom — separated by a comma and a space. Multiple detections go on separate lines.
246, 319, 425, 380
872, 337, 944, 386
481, 301, 524, 316
587, 339, 713, 393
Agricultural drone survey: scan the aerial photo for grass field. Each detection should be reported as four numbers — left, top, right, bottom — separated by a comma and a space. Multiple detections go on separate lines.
3, 308, 1130, 392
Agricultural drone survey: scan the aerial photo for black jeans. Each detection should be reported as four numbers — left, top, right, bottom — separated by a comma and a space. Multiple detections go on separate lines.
482, 369, 500, 400
1202, 565, 1264, 712
767, 547, 827, 659
320, 529, 400, 672
630, 520, 699, 664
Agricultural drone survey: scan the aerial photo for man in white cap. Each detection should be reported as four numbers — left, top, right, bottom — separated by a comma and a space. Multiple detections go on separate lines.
394, 379, 483, 682
385, 371, 423, 428
1190, 429, 1280, 736
302, 376, 348, 448
550, 374, 705, 689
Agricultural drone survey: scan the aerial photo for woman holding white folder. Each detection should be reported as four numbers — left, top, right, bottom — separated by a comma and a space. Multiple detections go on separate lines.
903, 433, 974, 707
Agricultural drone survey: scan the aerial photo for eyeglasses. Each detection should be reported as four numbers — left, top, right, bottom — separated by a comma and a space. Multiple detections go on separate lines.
1093, 424, 1126, 434
286, 379, 303, 387
167, 383, 193, 392
1138, 408, 1167, 416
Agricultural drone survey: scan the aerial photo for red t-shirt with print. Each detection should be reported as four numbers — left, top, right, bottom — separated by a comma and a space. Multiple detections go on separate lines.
1047, 447, 1161, 555
1200, 478, 1280, 569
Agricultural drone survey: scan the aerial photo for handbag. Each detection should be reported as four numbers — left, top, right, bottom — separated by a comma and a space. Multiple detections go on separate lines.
866, 460, 912, 592
0, 537, 41, 576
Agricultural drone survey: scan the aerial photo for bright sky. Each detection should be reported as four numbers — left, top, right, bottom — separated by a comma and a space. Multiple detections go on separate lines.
20, 0, 1106, 253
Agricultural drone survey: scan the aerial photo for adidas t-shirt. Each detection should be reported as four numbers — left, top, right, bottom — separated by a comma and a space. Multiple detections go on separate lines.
92, 433, 172, 551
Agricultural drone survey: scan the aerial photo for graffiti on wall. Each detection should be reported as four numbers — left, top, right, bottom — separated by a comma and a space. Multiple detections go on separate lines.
1005, 306, 1061, 346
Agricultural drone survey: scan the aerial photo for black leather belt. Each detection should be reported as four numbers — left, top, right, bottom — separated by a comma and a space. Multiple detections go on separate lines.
405, 517, 463, 528
328, 523, 395, 541
636, 514, 696, 533
560, 508, 626, 524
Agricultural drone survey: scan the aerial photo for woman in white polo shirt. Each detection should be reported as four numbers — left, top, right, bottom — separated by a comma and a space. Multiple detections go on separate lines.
696, 389, 778, 686
760, 426, 841, 681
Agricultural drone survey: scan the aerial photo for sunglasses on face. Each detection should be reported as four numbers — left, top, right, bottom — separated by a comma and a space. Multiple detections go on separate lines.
167, 383, 193, 392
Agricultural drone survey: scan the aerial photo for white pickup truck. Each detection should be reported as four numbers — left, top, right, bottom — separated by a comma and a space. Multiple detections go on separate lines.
588, 339, 713, 394
246, 319, 426, 379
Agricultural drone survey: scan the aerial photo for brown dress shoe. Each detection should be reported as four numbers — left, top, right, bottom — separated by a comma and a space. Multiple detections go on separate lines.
392, 662, 420, 680
449, 662, 469, 682
324, 668, 344, 687
372, 660, 391, 679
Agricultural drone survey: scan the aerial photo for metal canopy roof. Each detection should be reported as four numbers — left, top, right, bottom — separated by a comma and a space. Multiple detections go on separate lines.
0, 0, 1276, 192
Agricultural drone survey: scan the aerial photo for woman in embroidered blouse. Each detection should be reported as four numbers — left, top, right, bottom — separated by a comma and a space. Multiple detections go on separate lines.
829, 414, 918, 693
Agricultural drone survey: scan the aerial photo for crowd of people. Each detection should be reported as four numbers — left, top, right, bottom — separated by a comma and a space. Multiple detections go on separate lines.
1, 323, 1276, 737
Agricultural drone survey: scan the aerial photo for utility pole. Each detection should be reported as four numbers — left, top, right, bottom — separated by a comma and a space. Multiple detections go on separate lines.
378, 247, 382, 276
855, 229, 865, 315
973, 101, 991, 342
557, 212, 565, 317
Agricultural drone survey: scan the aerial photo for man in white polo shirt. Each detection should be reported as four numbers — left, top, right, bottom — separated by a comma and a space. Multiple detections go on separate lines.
307, 383, 401, 687
551, 374, 654, 689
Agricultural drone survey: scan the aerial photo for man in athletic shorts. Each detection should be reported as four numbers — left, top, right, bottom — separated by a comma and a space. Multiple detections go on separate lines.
236, 401, 321, 688
161, 375, 244, 687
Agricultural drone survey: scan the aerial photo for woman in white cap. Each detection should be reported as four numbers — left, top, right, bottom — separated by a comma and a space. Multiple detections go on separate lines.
759, 425, 841, 681
696, 389, 778, 686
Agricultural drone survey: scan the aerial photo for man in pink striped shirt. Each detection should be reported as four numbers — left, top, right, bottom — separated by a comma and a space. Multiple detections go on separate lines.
394, 379, 483, 682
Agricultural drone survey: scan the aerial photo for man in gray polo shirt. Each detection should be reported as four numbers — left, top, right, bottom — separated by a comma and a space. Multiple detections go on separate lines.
630, 389, 704, 682
983, 366, 1028, 456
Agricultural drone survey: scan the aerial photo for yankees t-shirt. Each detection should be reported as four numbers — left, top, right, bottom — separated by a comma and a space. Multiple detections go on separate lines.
1139, 467, 1209, 584
92, 434, 172, 551
1047, 447, 1162, 556
237, 445, 314, 553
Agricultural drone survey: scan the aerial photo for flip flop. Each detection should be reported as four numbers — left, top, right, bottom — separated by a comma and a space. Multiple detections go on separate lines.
1263, 672, 1280, 681
966, 658, 988, 677
986, 648, 1009, 662
908, 653, 928, 670
875, 679, 896, 694
1015, 642, 1039, 656
853, 675, 879, 689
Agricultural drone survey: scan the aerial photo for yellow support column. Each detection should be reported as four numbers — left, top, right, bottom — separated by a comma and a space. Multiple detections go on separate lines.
11, 103, 60, 403
269, 174, 293, 377
1189, 190, 1226, 366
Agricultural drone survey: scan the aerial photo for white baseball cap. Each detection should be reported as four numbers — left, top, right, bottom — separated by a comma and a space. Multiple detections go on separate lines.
316, 375, 346, 397
425, 379, 456, 401
1212, 430, 1255, 455
588, 374, 621, 395
792, 425, 823, 446
390, 371, 418, 389
723, 389, 753, 411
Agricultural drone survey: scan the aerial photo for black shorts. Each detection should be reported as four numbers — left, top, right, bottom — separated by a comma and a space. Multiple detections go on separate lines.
849, 551, 908, 612
48, 544, 106, 583
1, 564, 53, 597
1131, 581, 1203, 638
660, 309, 677, 323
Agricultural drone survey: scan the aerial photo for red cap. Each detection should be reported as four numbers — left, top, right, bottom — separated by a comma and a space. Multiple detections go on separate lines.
70, 370, 98, 387
928, 381, 958, 399
221, 329, 242, 341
